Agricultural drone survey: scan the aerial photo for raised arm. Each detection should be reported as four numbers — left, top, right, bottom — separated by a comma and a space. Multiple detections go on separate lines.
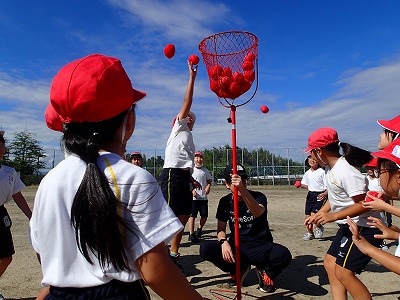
178, 61, 197, 121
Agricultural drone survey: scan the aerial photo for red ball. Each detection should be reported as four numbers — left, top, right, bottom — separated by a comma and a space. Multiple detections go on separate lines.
188, 54, 200, 65
244, 70, 255, 83
260, 105, 269, 114
244, 53, 256, 62
294, 180, 301, 188
242, 60, 254, 71
164, 44, 175, 59
365, 191, 383, 202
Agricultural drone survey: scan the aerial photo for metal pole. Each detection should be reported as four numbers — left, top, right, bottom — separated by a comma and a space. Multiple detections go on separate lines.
287, 148, 290, 185
154, 150, 156, 178
212, 148, 215, 184
256, 148, 259, 186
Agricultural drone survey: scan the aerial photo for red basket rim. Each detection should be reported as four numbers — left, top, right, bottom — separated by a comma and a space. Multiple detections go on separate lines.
198, 30, 258, 56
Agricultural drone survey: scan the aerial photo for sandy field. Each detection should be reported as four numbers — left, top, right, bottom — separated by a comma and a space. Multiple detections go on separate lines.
1, 185, 400, 300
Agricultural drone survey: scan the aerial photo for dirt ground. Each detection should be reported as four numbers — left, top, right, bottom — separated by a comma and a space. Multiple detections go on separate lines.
1, 185, 400, 300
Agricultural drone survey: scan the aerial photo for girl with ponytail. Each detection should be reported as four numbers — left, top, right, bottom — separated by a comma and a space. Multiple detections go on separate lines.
304, 127, 385, 300
30, 54, 208, 300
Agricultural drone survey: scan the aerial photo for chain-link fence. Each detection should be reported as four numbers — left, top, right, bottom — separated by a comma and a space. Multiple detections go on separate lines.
38, 147, 334, 186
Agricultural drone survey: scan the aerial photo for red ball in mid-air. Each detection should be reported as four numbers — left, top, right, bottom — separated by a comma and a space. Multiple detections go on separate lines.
188, 54, 200, 65
164, 44, 175, 59
260, 105, 269, 114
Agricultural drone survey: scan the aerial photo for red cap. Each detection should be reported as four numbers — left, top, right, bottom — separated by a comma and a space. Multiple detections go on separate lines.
49, 54, 146, 125
195, 151, 204, 157
45, 104, 63, 132
305, 127, 339, 153
364, 157, 378, 168
372, 138, 400, 167
377, 115, 400, 134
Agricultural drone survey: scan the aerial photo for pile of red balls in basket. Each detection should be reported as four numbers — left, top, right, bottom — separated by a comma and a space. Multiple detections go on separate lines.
208, 52, 256, 100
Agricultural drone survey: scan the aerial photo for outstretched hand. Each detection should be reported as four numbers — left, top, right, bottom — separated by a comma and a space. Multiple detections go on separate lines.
188, 61, 198, 78
347, 216, 372, 255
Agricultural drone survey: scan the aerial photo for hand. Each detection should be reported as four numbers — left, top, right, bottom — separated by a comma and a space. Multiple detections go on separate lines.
347, 216, 373, 255
188, 61, 198, 79
362, 195, 389, 212
230, 174, 246, 191
221, 241, 235, 263
366, 216, 400, 240
192, 190, 198, 197
313, 211, 332, 226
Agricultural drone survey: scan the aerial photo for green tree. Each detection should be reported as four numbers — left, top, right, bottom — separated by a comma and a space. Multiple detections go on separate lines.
8, 130, 47, 185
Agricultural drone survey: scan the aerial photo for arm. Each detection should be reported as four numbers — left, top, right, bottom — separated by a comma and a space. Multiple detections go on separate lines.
217, 220, 235, 263
347, 216, 400, 275
313, 193, 368, 226
317, 190, 328, 200
137, 243, 208, 300
230, 174, 265, 217
178, 61, 197, 121
12, 191, 32, 219
204, 179, 212, 195
363, 194, 400, 217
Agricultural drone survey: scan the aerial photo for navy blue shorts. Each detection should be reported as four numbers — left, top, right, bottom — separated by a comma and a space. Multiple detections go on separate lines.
46, 279, 150, 300
0, 205, 15, 259
305, 191, 325, 215
327, 224, 382, 274
161, 168, 193, 216
190, 200, 208, 218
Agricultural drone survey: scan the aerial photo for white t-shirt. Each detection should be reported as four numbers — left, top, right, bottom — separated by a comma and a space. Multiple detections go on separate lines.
326, 156, 382, 226
192, 165, 212, 200
301, 168, 326, 192
163, 115, 195, 171
0, 165, 26, 206
30, 152, 182, 288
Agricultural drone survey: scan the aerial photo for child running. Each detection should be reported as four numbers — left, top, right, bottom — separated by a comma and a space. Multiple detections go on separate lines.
297, 155, 327, 240
0, 132, 32, 300
304, 127, 384, 300
29, 54, 208, 300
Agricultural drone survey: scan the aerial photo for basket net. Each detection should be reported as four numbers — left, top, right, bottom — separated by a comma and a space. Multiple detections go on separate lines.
199, 31, 258, 103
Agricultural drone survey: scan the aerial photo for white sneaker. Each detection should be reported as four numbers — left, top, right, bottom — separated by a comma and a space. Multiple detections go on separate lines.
303, 232, 314, 240
314, 226, 324, 238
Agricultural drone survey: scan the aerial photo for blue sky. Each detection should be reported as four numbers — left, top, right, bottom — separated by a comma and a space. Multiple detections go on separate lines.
1, 0, 400, 164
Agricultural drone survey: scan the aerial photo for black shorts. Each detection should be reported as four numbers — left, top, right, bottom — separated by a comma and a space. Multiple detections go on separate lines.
46, 279, 150, 300
305, 191, 325, 215
190, 200, 208, 218
161, 168, 193, 216
327, 224, 382, 274
0, 205, 15, 259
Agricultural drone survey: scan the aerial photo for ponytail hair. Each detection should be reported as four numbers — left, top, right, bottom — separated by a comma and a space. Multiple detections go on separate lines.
62, 108, 132, 272
324, 141, 372, 168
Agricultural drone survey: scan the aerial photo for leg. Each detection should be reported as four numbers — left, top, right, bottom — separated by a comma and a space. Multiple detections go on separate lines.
188, 216, 195, 235
0, 256, 12, 277
199, 217, 207, 229
170, 214, 190, 254
199, 240, 235, 274
335, 265, 372, 300
324, 254, 347, 300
